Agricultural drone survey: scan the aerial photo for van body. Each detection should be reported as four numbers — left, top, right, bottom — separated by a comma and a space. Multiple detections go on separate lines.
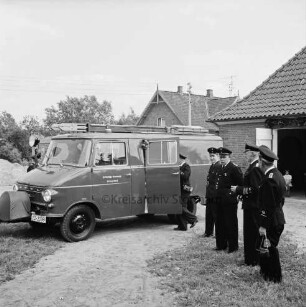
12, 125, 222, 241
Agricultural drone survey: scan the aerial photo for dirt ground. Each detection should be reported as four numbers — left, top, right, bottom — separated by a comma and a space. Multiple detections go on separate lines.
0, 185, 305, 307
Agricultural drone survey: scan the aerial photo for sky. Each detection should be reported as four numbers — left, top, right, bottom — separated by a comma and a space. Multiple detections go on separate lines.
0, 0, 305, 124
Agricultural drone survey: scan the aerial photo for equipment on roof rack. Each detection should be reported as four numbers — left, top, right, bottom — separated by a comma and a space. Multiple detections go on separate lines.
50, 123, 209, 135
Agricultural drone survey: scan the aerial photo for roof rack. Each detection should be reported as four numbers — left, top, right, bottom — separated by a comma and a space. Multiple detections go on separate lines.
169, 125, 208, 134
51, 123, 88, 132
51, 123, 209, 135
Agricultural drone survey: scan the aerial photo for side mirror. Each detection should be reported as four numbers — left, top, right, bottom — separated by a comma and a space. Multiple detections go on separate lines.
29, 135, 40, 147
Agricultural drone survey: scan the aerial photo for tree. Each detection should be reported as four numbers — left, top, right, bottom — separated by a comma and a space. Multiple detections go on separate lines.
116, 108, 140, 125
0, 141, 22, 163
44, 95, 115, 127
0, 111, 24, 162
20, 115, 43, 134
0, 111, 18, 138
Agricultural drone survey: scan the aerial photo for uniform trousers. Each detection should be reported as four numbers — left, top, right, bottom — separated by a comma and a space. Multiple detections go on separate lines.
243, 208, 259, 265
205, 199, 217, 236
176, 194, 197, 230
259, 224, 284, 282
216, 201, 238, 251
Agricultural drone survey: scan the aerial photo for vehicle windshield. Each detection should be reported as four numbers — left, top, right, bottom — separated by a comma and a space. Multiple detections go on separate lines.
43, 139, 92, 167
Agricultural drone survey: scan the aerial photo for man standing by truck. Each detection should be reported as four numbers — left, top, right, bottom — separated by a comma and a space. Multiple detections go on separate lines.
231, 144, 263, 265
257, 145, 286, 282
215, 147, 243, 253
175, 154, 198, 231
203, 147, 221, 237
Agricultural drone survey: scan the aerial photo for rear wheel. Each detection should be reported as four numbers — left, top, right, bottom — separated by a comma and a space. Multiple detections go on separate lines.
60, 205, 96, 242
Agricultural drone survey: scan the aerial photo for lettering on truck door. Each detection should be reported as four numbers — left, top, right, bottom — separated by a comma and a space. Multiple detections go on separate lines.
91, 141, 132, 218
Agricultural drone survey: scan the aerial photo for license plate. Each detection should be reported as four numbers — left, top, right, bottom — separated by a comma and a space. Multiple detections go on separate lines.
31, 214, 46, 223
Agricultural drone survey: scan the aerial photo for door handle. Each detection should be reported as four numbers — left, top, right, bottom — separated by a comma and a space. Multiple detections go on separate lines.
125, 173, 132, 177
172, 172, 179, 175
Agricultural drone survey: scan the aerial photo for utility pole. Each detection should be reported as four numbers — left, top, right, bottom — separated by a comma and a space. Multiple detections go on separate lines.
187, 82, 192, 126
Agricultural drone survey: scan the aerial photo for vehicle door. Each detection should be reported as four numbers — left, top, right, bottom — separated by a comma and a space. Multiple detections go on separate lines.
143, 138, 181, 214
91, 140, 131, 218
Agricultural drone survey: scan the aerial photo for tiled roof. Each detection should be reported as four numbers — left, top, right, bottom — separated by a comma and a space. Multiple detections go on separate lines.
210, 46, 306, 121
148, 90, 236, 131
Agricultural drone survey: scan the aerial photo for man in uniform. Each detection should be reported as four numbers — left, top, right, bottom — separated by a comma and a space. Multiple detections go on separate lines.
231, 144, 264, 265
203, 147, 221, 237
175, 154, 198, 231
257, 145, 286, 282
215, 147, 243, 253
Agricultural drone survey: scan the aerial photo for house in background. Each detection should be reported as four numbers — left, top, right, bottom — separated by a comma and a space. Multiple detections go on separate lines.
209, 46, 306, 193
137, 86, 237, 134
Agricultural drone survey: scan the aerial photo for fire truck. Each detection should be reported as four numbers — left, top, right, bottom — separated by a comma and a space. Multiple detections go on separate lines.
0, 124, 222, 242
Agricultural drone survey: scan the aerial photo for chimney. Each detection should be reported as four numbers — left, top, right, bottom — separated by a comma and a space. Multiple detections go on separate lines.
177, 86, 183, 94
206, 89, 213, 98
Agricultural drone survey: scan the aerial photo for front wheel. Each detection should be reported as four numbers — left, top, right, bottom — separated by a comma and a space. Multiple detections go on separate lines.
60, 205, 96, 242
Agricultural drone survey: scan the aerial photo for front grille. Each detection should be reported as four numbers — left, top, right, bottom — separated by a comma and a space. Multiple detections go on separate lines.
17, 184, 44, 202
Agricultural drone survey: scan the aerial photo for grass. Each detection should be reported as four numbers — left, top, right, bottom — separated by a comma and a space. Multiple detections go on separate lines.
0, 222, 64, 284
147, 233, 306, 307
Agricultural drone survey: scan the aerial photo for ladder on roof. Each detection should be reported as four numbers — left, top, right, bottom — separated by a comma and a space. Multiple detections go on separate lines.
51, 123, 209, 135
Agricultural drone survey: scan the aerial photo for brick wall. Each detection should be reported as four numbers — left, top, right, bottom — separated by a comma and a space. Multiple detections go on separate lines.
139, 102, 181, 126
219, 122, 265, 171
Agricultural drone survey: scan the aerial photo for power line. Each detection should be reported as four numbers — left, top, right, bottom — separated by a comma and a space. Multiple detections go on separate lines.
0, 87, 152, 95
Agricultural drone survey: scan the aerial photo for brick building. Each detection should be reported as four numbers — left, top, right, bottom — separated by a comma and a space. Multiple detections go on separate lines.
137, 86, 237, 134
209, 46, 306, 192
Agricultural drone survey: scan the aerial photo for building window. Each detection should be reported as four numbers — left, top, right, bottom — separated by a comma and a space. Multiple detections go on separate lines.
157, 117, 165, 127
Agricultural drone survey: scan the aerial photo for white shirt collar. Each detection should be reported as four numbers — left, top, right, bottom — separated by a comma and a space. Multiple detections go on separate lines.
224, 161, 230, 167
265, 165, 275, 175
180, 161, 186, 167
251, 158, 258, 165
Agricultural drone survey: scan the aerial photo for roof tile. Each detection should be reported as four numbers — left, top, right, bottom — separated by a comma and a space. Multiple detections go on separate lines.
210, 46, 306, 121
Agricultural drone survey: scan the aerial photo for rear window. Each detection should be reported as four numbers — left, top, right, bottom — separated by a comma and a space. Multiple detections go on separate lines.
148, 140, 177, 165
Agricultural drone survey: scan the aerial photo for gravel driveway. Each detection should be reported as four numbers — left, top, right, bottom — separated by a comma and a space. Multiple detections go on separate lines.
0, 185, 305, 307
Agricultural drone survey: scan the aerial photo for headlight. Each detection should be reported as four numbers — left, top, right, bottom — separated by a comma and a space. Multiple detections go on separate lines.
13, 184, 19, 191
42, 189, 58, 202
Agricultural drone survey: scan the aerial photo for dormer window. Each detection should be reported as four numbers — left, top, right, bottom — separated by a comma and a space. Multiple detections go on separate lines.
157, 117, 165, 127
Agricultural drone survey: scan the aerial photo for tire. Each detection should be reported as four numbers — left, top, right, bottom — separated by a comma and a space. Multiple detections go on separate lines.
60, 205, 96, 242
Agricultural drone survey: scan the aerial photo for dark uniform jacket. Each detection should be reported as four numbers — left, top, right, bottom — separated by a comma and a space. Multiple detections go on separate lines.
216, 161, 243, 204
180, 162, 191, 196
236, 160, 263, 210
206, 161, 221, 200
258, 167, 286, 229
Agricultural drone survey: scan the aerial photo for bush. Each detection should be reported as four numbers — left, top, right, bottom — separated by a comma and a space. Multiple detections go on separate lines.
0, 142, 22, 163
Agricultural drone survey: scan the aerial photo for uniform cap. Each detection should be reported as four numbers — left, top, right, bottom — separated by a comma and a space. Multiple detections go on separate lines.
179, 153, 186, 159
258, 145, 278, 162
218, 147, 232, 155
207, 147, 219, 154
244, 143, 259, 153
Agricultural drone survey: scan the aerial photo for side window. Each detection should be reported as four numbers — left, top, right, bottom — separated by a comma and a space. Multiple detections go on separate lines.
112, 142, 127, 165
94, 142, 127, 166
148, 142, 161, 164
148, 141, 177, 165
